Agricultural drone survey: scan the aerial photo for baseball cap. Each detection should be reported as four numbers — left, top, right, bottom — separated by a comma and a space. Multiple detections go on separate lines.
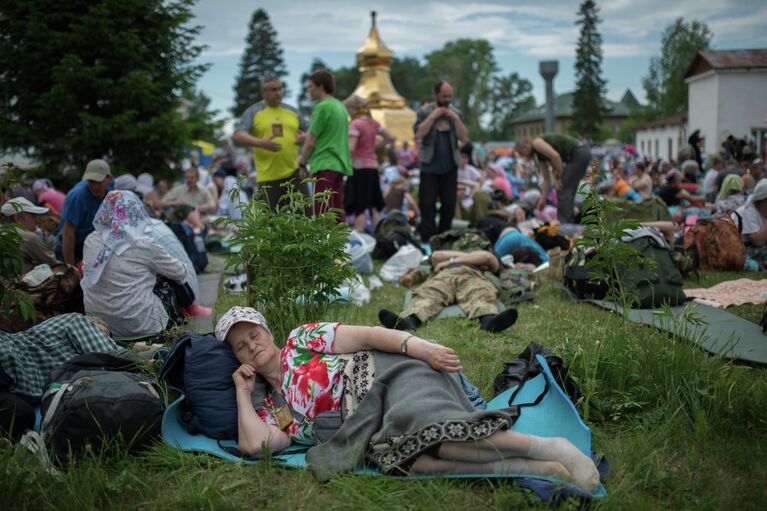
752, 158, 764, 166
215, 306, 271, 342
1, 197, 50, 217
82, 159, 111, 182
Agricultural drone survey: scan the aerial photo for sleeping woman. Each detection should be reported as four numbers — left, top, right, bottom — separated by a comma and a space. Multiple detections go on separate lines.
216, 306, 600, 492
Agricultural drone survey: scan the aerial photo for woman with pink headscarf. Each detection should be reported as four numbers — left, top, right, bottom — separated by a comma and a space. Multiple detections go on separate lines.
32, 179, 65, 215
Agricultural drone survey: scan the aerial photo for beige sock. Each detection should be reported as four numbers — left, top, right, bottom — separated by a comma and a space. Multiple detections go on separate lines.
526, 436, 600, 493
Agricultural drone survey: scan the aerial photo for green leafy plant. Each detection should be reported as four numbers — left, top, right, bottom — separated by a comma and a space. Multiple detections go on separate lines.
0, 164, 35, 321
225, 180, 356, 342
574, 169, 648, 309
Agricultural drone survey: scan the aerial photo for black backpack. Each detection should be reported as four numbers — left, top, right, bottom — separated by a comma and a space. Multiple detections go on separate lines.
167, 221, 208, 273
492, 342, 582, 406
40, 352, 164, 464
372, 211, 420, 260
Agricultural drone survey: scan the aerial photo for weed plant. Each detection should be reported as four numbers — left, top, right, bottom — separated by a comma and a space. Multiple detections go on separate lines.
225, 181, 357, 342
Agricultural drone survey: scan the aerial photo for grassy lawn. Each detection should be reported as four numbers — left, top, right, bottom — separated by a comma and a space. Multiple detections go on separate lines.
3, 264, 766, 510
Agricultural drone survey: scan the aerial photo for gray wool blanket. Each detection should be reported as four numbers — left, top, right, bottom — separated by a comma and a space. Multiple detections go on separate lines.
306, 351, 518, 482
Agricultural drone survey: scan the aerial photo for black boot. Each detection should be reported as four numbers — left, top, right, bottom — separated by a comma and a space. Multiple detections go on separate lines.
378, 309, 420, 331
479, 309, 519, 333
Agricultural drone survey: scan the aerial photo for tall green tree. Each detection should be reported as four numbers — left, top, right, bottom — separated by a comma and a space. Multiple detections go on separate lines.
424, 39, 498, 138
0, 0, 206, 176
181, 87, 224, 143
390, 57, 432, 109
572, 0, 607, 140
297, 58, 329, 117
332, 65, 360, 101
231, 8, 288, 118
488, 72, 535, 139
642, 18, 712, 118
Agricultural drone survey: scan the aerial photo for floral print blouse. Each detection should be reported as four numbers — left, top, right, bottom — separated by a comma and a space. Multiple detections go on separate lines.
256, 322, 344, 444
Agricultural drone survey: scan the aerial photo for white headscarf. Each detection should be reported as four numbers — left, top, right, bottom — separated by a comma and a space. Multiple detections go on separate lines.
81, 190, 153, 289
217, 176, 247, 219
748, 178, 767, 204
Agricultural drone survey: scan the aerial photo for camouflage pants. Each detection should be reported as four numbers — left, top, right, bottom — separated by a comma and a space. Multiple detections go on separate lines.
402, 265, 498, 322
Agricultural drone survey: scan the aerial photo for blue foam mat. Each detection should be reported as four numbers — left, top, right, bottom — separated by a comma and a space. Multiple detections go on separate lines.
161, 354, 606, 497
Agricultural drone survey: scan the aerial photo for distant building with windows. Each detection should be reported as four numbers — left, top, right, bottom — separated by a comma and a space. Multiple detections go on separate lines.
684, 49, 767, 158
635, 112, 688, 161
508, 90, 639, 141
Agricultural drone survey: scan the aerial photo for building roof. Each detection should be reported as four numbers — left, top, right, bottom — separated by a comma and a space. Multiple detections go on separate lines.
509, 90, 638, 125
684, 49, 767, 79
637, 112, 688, 131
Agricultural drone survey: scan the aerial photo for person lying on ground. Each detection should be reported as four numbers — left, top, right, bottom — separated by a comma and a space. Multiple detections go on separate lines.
378, 250, 519, 332
81, 191, 210, 339
217, 306, 600, 492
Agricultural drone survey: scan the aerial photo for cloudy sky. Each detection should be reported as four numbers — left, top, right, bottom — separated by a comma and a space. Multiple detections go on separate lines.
190, 0, 767, 131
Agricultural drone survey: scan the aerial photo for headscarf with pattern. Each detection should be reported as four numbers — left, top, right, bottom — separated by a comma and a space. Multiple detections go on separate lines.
81, 190, 153, 289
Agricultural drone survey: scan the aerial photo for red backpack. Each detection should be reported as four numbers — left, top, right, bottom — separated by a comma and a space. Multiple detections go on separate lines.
683, 216, 746, 271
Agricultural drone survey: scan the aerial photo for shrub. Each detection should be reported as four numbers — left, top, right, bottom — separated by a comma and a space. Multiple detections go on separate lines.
225, 181, 356, 342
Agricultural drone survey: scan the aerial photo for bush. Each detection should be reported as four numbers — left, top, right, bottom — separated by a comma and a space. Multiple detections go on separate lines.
225, 181, 357, 342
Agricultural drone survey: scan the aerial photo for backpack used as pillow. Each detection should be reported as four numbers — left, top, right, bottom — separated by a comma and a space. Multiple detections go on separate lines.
40, 352, 163, 464
161, 332, 269, 439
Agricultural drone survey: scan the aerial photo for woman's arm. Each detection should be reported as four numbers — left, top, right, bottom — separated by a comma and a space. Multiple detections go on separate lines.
375, 127, 396, 150
348, 135, 359, 153
233, 364, 291, 456
147, 238, 188, 284
333, 326, 462, 373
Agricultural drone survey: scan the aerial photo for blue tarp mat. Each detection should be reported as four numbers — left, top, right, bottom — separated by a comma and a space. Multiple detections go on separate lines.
161, 355, 607, 497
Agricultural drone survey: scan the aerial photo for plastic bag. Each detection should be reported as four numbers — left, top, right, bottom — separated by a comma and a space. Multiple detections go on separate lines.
379, 245, 423, 283
346, 231, 376, 274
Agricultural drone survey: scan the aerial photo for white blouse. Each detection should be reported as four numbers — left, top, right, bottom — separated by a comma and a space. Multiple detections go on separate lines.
82, 234, 188, 338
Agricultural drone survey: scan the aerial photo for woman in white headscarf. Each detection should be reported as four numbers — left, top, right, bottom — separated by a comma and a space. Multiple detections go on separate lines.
735, 178, 767, 269
81, 190, 210, 338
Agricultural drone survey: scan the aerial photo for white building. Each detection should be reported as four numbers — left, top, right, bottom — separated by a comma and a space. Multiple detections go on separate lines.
684, 49, 767, 157
635, 112, 688, 161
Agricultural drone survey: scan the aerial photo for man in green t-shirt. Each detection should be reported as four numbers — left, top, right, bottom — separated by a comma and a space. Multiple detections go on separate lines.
515, 133, 591, 223
233, 76, 310, 212
298, 69, 352, 218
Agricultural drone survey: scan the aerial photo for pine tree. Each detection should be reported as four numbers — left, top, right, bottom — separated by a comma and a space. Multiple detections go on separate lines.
572, 0, 607, 141
0, 0, 206, 176
231, 9, 288, 119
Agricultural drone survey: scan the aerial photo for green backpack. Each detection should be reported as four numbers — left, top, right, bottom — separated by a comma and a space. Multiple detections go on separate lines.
618, 228, 687, 308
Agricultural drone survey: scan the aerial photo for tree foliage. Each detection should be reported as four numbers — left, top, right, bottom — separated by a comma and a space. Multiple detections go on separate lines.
487, 73, 536, 139
297, 58, 329, 118
231, 8, 288, 119
424, 39, 499, 137
642, 18, 712, 119
332, 65, 361, 102
572, 0, 606, 140
0, 0, 207, 177
181, 87, 224, 143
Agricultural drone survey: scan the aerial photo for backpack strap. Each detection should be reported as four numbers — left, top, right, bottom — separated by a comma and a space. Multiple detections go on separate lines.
41, 383, 73, 433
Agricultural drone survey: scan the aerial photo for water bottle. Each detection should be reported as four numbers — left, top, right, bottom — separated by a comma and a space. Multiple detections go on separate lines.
193, 234, 205, 253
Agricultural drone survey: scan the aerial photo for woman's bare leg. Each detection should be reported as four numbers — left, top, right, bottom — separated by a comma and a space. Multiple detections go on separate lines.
410, 453, 572, 481
436, 431, 599, 493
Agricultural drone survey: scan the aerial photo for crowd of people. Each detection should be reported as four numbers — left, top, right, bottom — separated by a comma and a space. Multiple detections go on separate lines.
2, 68, 766, 492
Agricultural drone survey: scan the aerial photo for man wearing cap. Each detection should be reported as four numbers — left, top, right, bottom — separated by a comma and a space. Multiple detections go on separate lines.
233, 76, 310, 212
56, 159, 113, 265
2, 197, 60, 273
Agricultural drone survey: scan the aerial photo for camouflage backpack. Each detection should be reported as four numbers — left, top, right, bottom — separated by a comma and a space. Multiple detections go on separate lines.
429, 228, 493, 252
484, 268, 538, 304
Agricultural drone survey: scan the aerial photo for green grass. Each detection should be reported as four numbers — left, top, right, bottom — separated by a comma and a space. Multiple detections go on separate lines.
3, 261, 767, 510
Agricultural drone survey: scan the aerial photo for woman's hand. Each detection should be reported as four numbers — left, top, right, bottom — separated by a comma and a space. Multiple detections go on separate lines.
420, 341, 463, 373
233, 364, 257, 393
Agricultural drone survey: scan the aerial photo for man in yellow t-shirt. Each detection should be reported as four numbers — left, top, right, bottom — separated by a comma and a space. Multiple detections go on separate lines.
233, 76, 310, 211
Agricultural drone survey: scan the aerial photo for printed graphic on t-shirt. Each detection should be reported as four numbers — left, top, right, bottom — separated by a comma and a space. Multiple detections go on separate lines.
436, 119, 450, 132
271, 122, 283, 138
